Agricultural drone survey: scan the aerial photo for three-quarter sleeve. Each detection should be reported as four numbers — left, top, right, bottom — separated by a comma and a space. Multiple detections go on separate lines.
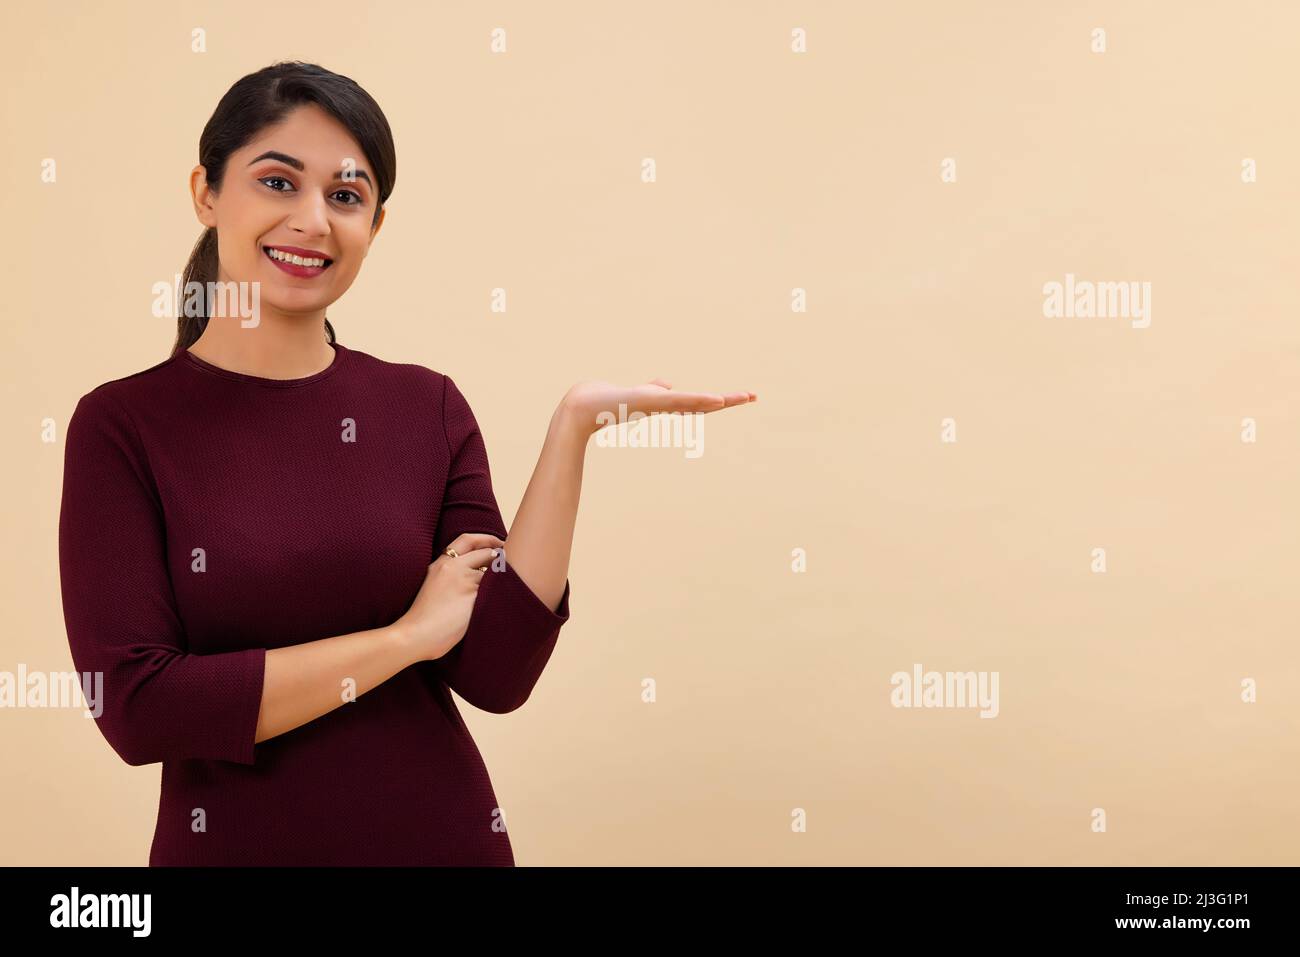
57, 388, 267, 767
431, 375, 571, 714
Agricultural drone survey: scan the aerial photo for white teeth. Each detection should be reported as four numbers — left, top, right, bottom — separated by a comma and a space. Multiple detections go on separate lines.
266, 247, 329, 268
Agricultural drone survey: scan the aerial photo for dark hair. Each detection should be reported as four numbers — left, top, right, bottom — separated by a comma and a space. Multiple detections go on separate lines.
172, 61, 396, 357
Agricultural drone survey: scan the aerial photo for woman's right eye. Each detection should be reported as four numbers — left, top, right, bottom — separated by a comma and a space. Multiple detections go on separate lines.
259, 176, 293, 192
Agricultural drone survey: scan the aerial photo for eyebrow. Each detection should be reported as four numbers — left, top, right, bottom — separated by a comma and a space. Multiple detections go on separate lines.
247, 150, 373, 189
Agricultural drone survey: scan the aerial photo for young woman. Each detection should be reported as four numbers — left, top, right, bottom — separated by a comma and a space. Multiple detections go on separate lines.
57, 61, 755, 866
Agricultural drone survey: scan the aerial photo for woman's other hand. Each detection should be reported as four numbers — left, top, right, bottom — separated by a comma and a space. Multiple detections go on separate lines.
395, 533, 505, 662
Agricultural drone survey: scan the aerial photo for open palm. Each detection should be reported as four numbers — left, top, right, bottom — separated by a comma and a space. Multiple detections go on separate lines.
562, 379, 757, 437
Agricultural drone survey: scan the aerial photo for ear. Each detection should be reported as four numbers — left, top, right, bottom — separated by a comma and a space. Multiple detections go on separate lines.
367, 205, 386, 248
191, 165, 218, 229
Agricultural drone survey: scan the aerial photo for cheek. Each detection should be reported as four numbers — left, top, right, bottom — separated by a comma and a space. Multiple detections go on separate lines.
336, 234, 373, 275
328, 258, 360, 286
215, 238, 257, 279
217, 215, 260, 258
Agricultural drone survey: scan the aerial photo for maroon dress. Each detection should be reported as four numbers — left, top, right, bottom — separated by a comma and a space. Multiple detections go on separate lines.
57, 342, 571, 865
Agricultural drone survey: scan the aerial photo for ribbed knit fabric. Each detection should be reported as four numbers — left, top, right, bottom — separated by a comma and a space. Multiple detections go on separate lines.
57, 341, 571, 866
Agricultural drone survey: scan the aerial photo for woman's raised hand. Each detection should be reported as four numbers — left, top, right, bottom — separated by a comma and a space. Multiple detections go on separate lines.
558, 378, 757, 438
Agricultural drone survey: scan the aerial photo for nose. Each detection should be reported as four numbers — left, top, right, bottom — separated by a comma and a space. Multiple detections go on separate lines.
285, 189, 331, 237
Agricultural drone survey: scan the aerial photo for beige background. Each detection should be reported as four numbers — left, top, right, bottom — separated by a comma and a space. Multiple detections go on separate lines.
3, 1, 1298, 865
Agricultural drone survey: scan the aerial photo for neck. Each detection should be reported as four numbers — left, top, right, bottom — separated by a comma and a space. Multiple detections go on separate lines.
187, 313, 335, 380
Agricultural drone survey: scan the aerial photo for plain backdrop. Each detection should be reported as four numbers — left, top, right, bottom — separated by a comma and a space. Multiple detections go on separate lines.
2, 1, 1297, 865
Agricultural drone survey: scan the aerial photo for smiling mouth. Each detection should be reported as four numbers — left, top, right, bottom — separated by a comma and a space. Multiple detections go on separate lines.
262, 245, 334, 275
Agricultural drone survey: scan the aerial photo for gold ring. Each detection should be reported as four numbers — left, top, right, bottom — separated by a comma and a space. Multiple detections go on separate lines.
444, 546, 459, 559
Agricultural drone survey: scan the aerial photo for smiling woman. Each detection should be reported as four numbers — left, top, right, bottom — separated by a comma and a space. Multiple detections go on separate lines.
59, 62, 569, 866
57, 58, 754, 869
177, 61, 395, 365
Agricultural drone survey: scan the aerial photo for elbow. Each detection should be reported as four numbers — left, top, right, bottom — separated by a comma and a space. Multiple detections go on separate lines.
443, 669, 539, 714
459, 684, 534, 715
90, 696, 169, 766
116, 746, 159, 768
493, 688, 536, 715
99, 721, 162, 767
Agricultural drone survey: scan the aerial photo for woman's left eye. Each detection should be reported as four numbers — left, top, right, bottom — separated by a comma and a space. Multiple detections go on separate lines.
332, 190, 363, 206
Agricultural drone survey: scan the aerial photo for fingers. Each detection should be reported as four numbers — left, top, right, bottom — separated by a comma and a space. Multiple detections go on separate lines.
648, 391, 754, 413
718, 390, 758, 407
643, 380, 756, 411
433, 533, 505, 571
459, 545, 503, 571
444, 532, 505, 556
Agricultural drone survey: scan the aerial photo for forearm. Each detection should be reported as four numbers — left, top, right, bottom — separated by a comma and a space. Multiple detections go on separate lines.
498, 402, 588, 612
255, 624, 418, 744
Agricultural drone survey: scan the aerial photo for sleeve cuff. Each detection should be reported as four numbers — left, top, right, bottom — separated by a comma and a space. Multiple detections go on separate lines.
480, 556, 571, 628
230, 646, 267, 766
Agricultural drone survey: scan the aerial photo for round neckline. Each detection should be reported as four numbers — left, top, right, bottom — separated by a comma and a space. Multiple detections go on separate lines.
181, 342, 348, 388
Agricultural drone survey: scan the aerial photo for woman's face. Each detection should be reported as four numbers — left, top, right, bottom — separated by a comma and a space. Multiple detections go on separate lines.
191, 103, 384, 319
